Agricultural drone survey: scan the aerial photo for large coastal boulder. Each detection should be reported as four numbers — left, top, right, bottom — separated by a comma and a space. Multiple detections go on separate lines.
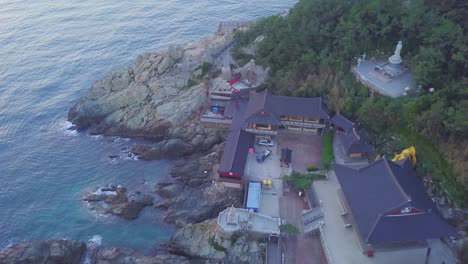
68, 35, 230, 139
82, 185, 154, 220
170, 219, 265, 264
155, 148, 243, 227
131, 119, 227, 160
0, 240, 86, 264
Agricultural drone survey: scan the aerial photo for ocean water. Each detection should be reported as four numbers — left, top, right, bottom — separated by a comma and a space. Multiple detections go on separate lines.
0, 0, 297, 253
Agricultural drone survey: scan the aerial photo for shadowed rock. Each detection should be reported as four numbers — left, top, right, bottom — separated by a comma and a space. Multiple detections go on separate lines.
82, 185, 154, 220
0, 240, 85, 264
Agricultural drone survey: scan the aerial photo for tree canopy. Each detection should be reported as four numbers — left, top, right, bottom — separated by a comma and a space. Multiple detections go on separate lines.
233, 0, 467, 205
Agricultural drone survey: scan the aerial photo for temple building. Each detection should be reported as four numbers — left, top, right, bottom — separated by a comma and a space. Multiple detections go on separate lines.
331, 112, 355, 133
334, 158, 457, 255
218, 90, 329, 179
352, 41, 415, 98
331, 113, 372, 160
337, 128, 373, 159
243, 90, 329, 135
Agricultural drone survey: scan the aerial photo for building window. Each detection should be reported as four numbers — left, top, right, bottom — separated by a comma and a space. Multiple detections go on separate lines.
287, 125, 303, 131
303, 127, 318, 133
280, 115, 289, 121
289, 116, 304, 122
305, 117, 320, 123
254, 124, 272, 130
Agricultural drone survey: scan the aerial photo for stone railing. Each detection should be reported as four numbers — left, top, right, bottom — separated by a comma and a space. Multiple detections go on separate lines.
319, 224, 334, 264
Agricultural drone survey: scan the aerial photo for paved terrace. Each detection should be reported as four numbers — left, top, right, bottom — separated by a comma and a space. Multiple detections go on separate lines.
352, 60, 413, 98
217, 207, 280, 235
313, 171, 457, 264
277, 132, 323, 173
244, 138, 284, 218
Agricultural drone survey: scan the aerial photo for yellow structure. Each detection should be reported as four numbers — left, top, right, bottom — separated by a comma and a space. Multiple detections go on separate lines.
392, 146, 417, 166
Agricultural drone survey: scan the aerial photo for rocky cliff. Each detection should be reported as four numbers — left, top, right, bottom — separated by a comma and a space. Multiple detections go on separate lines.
155, 147, 243, 227
170, 219, 265, 264
68, 35, 229, 139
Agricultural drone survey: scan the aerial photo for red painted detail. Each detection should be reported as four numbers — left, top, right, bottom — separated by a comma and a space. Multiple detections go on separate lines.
229, 76, 241, 86
388, 206, 424, 216
219, 171, 241, 178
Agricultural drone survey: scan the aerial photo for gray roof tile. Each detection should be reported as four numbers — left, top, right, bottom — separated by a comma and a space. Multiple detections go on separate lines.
334, 158, 457, 244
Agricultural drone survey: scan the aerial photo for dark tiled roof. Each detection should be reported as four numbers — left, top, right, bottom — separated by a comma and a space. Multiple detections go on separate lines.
224, 98, 247, 119
219, 90, 330, 177
338, 128, 373, 155
219, 129, 254, 175
243, 90, 329, 125
219, 99, 253, 176
334, 158, 457, 244
331, 113, 355, 132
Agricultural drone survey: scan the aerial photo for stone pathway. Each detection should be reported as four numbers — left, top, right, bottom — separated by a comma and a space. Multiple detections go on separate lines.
280, 192, 327, 264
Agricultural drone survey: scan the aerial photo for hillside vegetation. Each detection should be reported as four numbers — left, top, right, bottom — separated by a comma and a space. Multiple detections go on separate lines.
234, 0, 467, 206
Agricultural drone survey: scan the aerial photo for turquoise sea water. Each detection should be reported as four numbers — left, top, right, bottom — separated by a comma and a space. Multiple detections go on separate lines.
0, 0, 297, 253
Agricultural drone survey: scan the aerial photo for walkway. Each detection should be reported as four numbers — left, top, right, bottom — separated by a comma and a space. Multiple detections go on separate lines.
280, 192, 327, 264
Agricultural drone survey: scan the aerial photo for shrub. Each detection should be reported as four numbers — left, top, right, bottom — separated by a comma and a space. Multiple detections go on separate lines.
186, 79, 196, 88
279, 223, 299, 234
201, 62, 212, 76
283, 171, 327, 190
320, 131, 334, 170
307, 165, 318, 172
230, 233, 240, 245
208, 237, 227, 252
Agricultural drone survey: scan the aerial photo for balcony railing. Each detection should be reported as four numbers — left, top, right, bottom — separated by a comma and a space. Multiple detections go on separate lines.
280, 120, 326, 129
245, 128, 278, 135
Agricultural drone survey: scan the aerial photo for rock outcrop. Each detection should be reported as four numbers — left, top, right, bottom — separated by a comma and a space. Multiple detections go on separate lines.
170, 219, 265, 264
0, 240, 86, 264
131, 119, 227, 160
0, 240, 191, 264
82, 185, 153, 220
155, 147, 243, 227
94, 247, 189, 264
68, 35, 230, 139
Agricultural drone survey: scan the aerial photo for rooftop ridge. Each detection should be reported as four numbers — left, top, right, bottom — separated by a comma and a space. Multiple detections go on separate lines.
366, 213, 383, 243
352, 128, 360, 141
383, 158, 411, 203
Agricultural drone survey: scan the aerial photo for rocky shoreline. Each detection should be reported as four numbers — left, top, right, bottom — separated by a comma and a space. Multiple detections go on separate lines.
67, 34, 229, 140
1, 32, 267, 264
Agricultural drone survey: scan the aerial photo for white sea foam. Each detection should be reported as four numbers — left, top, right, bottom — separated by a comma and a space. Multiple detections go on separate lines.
91, 135, 103, 140
83, 235, 103, 264
88, 235, 102, 246
56, 119, 78, 136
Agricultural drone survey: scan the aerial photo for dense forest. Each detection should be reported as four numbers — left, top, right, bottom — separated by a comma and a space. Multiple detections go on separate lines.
233, 0, 467, 206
